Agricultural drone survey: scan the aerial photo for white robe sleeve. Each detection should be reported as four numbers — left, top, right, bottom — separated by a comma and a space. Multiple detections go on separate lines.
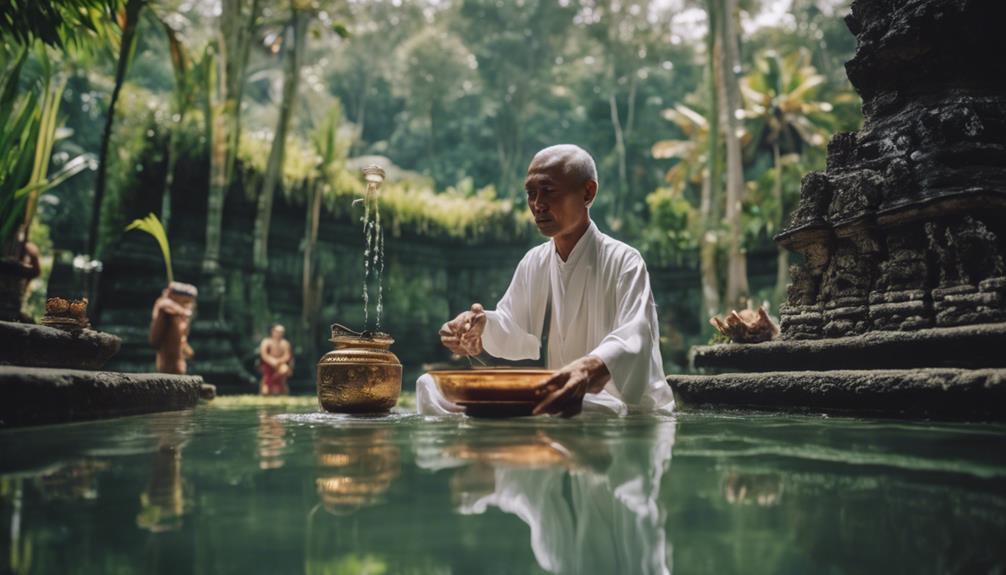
588, 258, 664, 409
482, 255, 542, 361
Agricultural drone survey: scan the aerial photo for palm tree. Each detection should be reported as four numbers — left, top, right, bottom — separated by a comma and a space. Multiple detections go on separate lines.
652, 102, 722, 322
155, 14, 208, 234
249, 0, 309, 331
302, 104, 346, 365
88, 0, 144, 259
717, 0, 748, 311
741, 48, 836, 304
202, 0, 261, 286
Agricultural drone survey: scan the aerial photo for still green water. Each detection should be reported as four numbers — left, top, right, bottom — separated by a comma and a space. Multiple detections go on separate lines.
1, 399, 1004, 575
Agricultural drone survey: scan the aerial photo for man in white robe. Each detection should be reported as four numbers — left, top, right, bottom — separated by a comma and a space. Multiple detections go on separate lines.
417, 144, 674, 416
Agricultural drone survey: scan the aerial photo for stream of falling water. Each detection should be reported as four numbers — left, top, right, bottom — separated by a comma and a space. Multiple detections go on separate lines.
361, 180, 385, 331
375, 199, 384, 330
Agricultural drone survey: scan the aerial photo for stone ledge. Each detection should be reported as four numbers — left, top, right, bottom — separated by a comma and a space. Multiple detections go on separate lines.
0, 366, 202, 428
0, 321, 121, 370
691, 322, 1006, 372
667, 368, 1006, 420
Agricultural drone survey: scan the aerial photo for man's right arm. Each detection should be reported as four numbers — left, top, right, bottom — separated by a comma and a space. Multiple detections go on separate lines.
260, 340, 274, 365
481, 255, 543, 361
149, 307, 168, 347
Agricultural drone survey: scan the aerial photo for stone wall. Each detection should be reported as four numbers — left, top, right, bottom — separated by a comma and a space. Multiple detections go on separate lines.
95, 176, 533, 391
776, 0, 1006, 340
72, 137, 775, 391
90, 165, 759, 391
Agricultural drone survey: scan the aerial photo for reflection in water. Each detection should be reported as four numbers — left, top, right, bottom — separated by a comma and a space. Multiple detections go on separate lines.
2, 408, 1003, 574
426, 419, 677, 575
722, 472, 783, 507
35, 460, 109, 502
306, 426, 402, 575
3, 478, 30, 575
137, 445, 185, 532
137, 412, 192, 533
314, 427, 401, 515
257, 411, 288, 470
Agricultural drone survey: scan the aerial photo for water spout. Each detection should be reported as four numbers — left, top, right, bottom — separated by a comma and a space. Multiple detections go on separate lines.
359, 166, 386, 331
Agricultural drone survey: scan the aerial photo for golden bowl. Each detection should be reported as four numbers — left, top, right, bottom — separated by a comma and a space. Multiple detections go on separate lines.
428, 369, 553, 416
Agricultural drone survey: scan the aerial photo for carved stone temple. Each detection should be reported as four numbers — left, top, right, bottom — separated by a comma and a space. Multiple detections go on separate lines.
668, 0, 1006, 419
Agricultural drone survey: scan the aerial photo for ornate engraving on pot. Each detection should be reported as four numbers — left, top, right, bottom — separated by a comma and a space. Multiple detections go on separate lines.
316, 324, 402, 413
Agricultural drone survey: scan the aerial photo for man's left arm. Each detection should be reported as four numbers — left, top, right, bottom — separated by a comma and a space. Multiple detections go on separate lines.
279, 341, 293, 364
588, 260, 660, 408
533, 259, 658, 416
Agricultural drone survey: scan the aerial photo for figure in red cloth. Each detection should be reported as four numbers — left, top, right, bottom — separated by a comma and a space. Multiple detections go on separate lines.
260, 324, 293, 395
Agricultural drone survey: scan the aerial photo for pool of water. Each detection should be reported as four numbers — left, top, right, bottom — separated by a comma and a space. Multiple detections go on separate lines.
1, 400, 1004, 574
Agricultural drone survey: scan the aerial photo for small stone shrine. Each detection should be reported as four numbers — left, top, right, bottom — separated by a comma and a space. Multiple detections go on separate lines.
0, 298, 209, 427
669, 0, 1006, 419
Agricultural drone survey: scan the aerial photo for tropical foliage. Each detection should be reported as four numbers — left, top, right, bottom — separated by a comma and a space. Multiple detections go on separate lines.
1, 0, 861, 362
0, 45, 93, 262
125, 213, 173, 284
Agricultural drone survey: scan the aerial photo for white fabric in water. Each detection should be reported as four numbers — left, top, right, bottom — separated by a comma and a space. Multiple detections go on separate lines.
453, 419, 677, 575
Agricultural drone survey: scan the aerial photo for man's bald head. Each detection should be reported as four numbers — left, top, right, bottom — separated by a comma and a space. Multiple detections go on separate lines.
529, 145, 598, 207
525, 145, 599, 242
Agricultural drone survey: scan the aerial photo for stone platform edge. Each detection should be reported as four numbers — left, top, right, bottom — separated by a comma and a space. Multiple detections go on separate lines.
0, 366, 204, 428
0, 320, 122, 371
690, 322, 1006, 372
667, 368, 1006, 420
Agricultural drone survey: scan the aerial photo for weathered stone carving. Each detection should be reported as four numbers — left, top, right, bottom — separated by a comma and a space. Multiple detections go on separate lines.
776, 0, 1006, 340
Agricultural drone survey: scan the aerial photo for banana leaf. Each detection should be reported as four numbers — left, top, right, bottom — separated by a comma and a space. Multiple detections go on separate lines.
125, 213, 173, 284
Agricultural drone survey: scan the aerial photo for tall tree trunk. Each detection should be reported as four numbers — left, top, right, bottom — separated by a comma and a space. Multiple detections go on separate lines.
160, 122, 179, 232
203, 0, 260, 279
496, 135, 513, 201
496, 111, 517, 201
609, 89, 629, 224
428, 102, 437, 168
88, 0, 143, 258
301, 180, 323, 361
772, 141, 789, 308
351, 71, 371, 156
250, 6, 307, 329
158, 15, 193, 236
700, 0, 723, 325
719, 0, 749, 310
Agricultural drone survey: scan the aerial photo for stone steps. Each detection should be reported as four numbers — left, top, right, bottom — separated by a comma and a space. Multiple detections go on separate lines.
690, 322, 1006, 373
0, 366, 203, 428
667, 367, 1006, 421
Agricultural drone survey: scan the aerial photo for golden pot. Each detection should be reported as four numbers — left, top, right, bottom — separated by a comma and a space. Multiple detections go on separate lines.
317, 325, 402, 413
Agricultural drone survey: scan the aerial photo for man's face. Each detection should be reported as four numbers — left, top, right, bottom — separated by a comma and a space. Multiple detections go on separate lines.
272, 326, 285, 340
524, 162, 592, 238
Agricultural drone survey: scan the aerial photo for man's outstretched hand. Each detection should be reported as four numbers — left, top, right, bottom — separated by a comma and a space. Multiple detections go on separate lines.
533, 355, 610, 418
439, 303, 487, 356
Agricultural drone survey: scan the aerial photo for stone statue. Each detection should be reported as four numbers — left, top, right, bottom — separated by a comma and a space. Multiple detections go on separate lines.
149, 282, 197, 374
